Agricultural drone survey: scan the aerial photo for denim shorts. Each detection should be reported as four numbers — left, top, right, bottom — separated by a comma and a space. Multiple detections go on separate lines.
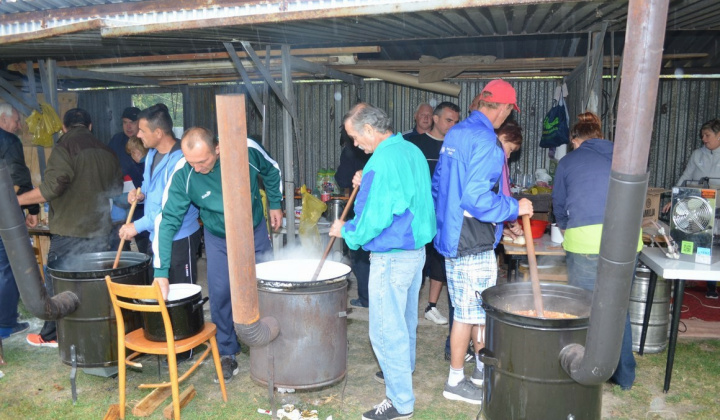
445, 250, 497, 324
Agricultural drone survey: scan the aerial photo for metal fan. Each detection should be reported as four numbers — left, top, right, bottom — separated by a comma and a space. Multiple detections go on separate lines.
669, 187, 716, 264
672, 196, 714, 234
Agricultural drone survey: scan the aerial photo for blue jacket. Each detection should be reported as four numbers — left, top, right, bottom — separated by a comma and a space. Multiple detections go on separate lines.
432, 111, 519, 258
134, 143, 200, 241
552, 138, 614, 230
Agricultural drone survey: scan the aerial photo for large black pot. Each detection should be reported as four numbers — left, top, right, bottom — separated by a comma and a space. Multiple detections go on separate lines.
139, 283, 208, 342
480, 282, 600, 420
49, 251, 151, 368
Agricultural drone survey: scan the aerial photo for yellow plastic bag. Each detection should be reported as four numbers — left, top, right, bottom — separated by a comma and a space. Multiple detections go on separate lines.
25, 102, 63, 147
298, 185, 327, 254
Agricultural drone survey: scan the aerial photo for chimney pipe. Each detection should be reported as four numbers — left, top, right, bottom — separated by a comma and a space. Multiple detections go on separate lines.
216, 94, 279, 347
0, 161, 79, 321
560, 0, 669, 384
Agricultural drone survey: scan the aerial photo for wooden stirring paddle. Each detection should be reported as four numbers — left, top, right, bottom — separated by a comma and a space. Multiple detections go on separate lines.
310, 185, 360, 281
521, 214, 545, 317
113, 188, 142, 269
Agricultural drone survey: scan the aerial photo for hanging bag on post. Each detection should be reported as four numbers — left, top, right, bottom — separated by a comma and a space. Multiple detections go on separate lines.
539, 96, 570, 148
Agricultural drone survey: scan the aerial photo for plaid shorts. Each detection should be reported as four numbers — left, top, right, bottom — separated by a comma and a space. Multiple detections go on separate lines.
445, 250, 497, 325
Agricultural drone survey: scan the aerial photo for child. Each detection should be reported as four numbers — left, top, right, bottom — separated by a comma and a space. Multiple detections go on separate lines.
125, 135, 148, 164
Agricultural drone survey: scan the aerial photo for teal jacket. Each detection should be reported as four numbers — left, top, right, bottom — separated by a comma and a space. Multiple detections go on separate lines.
154, 138, 282, 277
341, 133, 436, 252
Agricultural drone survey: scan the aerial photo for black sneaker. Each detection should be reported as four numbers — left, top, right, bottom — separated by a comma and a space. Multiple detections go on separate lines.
374, 370, 385, 384
443, 378, 483, 405
707, 289, 719, 299
350, 298, 369, 308
0, 321, 29, 339
213, 356, 239, 383
443, 347, 475, 363
362, 399, 413, 420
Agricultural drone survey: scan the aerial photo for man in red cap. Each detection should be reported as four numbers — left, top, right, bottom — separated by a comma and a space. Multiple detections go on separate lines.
432, 79, 533, 404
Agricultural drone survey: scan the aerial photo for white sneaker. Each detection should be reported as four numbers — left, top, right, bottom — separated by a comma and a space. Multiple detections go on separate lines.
424, 307, 449, 325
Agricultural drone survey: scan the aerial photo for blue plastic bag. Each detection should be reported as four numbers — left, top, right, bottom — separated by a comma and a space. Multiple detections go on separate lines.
539, 97, 570, 148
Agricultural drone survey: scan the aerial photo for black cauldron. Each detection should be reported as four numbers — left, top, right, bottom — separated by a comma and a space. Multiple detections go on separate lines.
138, 283, 208, 342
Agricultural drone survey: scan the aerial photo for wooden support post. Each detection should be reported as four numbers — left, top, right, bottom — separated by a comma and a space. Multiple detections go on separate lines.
132, 386, 172, 417
162, 385, 196, 420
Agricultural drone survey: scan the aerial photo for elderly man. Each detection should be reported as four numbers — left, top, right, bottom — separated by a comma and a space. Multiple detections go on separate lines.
153, 127, 282, 383
403, 103, 433, 139
18, 108, 121, 347
330, 103, 435, 420
0, 104, 39, 339
433, 80, 533, 404
108, 106, 148, 253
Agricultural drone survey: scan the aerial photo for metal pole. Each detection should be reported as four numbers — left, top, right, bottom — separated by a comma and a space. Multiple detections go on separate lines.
281, 45, 296, 246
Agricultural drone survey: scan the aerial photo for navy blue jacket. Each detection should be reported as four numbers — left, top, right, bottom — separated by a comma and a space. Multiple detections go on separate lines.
552, 138, 614, 230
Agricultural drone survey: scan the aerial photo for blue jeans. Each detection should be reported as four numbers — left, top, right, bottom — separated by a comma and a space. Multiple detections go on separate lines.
0, 236, 20, 328
368, 248, 424, 415
565, 251, 637, 388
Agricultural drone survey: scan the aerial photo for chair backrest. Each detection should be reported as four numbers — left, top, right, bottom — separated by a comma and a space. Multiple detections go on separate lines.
105, 275, 176, 347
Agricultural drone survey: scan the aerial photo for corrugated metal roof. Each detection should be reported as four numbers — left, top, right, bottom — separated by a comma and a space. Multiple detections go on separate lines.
0, 1, 718, 87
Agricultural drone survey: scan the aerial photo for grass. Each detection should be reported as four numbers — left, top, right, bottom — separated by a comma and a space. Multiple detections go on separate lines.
3, 291, 720, 419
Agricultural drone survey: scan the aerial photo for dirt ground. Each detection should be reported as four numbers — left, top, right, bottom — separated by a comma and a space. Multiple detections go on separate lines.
0, 255, 717, 419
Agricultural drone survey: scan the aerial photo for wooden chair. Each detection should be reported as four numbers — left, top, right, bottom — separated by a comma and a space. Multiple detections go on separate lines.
105, 276, 227, 420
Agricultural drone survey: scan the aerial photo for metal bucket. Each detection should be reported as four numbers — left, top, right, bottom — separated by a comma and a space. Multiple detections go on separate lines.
48, 252, 151, 368
249, 259, 350, 389
629, 264, 670, 353
325, 199, 346, 224
480, 282, 601, 420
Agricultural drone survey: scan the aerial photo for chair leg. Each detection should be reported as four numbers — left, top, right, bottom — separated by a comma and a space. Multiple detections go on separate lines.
118, 346, 126, 419
168, 352, 181, 420
210, 336, 227, 402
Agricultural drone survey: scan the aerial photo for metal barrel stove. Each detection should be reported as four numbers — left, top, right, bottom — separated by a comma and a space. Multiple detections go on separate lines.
480, 282, 600, 420
49, 251, 151, 368
629, 263, 670, 353
250, 259, 350, 389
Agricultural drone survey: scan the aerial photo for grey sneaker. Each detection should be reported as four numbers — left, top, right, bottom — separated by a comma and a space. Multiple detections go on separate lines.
374, 370, 385, 384
361, 399, 413, 420
213, 356, 239, 383
470, 364, 484, 386
443, 378, 483, 405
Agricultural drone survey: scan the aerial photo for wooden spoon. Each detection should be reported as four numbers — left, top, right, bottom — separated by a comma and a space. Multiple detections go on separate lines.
521, 214, 545, 317
113, 188, 142, 269
311, 185, 359, 281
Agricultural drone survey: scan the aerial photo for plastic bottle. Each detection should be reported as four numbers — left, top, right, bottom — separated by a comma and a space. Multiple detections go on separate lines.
321, 169, 331, 202
316, 169, 325, 197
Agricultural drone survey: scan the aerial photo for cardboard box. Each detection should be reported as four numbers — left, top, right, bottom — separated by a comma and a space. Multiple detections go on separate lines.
643, 188, 666, 224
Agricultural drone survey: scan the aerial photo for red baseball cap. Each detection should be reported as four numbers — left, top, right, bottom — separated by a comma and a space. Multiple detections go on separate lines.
480, 79, 520, 112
